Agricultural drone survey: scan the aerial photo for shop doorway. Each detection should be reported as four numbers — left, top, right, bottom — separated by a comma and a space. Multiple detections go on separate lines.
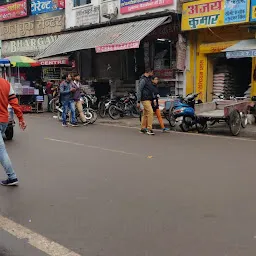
207, 53, 251, 101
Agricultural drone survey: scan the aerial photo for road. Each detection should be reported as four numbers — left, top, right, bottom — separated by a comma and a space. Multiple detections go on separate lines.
1, 114, 256, 256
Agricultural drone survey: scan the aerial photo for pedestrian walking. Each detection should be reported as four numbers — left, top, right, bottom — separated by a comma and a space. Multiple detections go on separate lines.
0, 77, 26, 186
151, 76, 170, 132
137, 68, 157, 135
46, 80, 54, 112
72, 74, 88, 125
60, 74, 78, 127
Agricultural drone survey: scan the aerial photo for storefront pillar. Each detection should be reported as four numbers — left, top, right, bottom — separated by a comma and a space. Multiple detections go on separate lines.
185, 33, 196, 96
195, 53, 207, 102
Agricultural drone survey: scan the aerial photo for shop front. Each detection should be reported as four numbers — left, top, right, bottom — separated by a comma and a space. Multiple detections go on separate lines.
37, 13, 185, 98
182, 0, 255, 102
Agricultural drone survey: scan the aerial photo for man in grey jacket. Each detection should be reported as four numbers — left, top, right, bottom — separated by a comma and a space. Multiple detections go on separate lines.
60, 74, 77, 127
137, 68, 156, 135
72, 74, 87, 125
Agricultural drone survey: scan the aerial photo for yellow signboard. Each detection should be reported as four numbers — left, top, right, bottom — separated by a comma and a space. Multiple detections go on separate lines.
181, 0, 250, 31
199, 40, 238, 54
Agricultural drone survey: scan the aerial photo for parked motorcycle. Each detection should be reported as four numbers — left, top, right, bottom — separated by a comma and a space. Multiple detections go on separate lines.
55, 94, 97, 124
168, 93, 204, 132
98, 94, 117, 118
108, 92, 140, 120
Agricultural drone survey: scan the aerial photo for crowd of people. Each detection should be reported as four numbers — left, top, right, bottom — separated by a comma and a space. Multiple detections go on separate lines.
45, 73, 88, 127
46, 69, 170, 133
137, 68, 169, 135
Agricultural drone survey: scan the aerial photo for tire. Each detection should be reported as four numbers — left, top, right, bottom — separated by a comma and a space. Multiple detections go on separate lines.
109, 105, 121, 120
196, 119, 207, 133
240, 112, 248, 128
131, 105, 140, 118
84, 110, 93, 120
5, 126, 14, 140
209, 120, 216, 126
88, 109, 97, 124
168, 108, 176, 127
229, 110, 242, 136
98, 101, 106, 118
180, 116, 191, 132
57, 111, 62, 121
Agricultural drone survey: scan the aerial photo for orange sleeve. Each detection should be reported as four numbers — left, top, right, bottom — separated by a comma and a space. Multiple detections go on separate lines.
9, 96, 24, 122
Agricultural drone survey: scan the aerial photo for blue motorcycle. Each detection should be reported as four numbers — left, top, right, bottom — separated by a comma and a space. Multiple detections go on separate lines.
168, 93, 205, 132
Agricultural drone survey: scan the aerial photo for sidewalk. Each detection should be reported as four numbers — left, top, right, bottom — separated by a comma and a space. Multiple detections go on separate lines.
97, 116, 256, 139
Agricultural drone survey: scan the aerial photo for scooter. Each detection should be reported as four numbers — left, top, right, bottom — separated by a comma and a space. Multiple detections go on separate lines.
169, 93, 204, 132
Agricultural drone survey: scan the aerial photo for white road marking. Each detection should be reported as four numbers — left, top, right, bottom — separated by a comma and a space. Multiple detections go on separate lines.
97, 123, 256, 143
0, 215, 80, 256
45, 137, 144, 157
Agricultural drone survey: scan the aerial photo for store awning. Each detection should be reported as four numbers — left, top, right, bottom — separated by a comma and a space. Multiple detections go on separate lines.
39, 56, 70, 65
223, 39, 256, 59
36, 16, 169, 59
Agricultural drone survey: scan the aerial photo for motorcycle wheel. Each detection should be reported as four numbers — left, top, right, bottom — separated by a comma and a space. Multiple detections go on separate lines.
109, 105, 121, 120
98, 101, 106, 118
196, 119, 207, 133
131, 105, 140, 118
88, 109, 98, 124
57, 111, 63, 121
84, 110, 93, 120
180, 116, 191, 132
168, 108, 176, 127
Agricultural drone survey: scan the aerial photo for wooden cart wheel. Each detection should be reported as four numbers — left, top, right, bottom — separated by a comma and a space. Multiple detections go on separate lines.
240, 111, 248, 128
229, 110, 242, 136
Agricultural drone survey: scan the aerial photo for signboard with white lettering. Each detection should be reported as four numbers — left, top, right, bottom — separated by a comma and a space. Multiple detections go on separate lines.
31, 0, 64, 15
2, 35, 58, 57
0, 10, 64, 40
75, 5, 100, 26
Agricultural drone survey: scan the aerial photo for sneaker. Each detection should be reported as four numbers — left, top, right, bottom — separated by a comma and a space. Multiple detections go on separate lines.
147, 130, 155, 135
83, 121, 89, 126
140, 128, 147, 134
162, 128, 170, 132
62, 123, 68, 127
71, 123, 79, 127
1, 178, 19, 186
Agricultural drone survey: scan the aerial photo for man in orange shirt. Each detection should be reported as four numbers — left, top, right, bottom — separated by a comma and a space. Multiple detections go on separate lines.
0, 77, 26, 186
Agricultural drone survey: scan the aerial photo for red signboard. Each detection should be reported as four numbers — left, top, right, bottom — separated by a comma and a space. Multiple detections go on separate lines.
0, 0, 27, 21
120, 0, 173, 14
95, 41, 140, 53
57, 0, 65, 9
153, 69, 174, 79
39, 59, 69, 65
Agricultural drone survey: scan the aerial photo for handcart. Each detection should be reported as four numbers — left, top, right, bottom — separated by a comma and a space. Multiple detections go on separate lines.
195, 100, 254, 136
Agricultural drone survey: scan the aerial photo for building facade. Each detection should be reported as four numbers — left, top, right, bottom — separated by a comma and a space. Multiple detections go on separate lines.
0, 0, 76, 82
38, 0, 185, 97
182, 0, 256, 102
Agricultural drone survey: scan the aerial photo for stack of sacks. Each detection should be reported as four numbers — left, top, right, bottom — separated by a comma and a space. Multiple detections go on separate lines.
213, 65, 236, 99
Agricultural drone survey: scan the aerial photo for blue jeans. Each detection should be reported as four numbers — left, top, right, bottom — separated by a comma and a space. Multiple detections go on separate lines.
0, 123, 17, 180
62, 100, 76, 124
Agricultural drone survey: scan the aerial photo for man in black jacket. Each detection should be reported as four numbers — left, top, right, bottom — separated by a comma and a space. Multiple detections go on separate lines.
137, 68, 157, 135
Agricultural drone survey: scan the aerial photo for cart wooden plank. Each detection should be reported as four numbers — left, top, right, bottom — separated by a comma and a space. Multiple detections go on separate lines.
197, 109, 225, 118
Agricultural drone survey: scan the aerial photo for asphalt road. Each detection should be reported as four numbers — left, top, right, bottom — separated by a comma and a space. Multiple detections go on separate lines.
1, 114, 256, 256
